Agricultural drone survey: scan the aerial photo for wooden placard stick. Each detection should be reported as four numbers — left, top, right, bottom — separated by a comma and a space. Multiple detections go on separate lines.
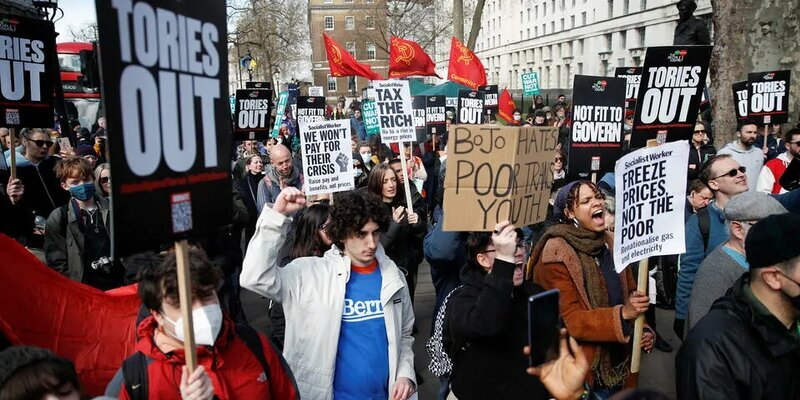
763, 124, 769, 151
175, 240, 197, 373
398, 143, 414, 215
630, 257, 649, 374
9, 128, 16, 179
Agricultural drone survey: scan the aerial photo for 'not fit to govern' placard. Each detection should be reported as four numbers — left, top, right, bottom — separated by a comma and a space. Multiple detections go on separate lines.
374, 80, 415, 143
299, 119, 355, 196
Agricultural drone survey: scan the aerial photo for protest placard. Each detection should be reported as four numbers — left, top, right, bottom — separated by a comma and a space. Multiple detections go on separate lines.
631, 46, 712, 148
426, 96, 446, 136
96, 0, 231, 258
747, 70, 790, 124
613, 140, 689, 270
412, 96, 427, 143
457, 90, 485, 124
0, 14, 56, 127
299, 119, 355, 195
732, 80, 749, 122
309, 86, 324, 97
521, 72, 541, 96
443, 125, 559, 231
271, 91, 290, 138
614, 67, 642, 109
374, 80, 415, 143
297, 96, 326, 126
234, 89, 272, 140
480, 85, 499, 116
362, 99, 381, 137
568, 75, 626, 180
245, 81, 272, 90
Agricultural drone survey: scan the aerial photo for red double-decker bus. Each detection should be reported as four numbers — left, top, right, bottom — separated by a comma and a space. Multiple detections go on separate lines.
57, 42, 101, 129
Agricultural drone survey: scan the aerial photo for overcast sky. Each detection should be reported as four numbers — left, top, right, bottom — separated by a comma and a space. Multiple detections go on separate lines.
54, 0, 97, 42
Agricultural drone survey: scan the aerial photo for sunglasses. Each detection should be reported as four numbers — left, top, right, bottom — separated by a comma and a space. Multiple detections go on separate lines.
711, 166, 746, 180
28, 139, 54, 148
693, 130, 707, 134
99, 176, 110, 184
554, 157, 563, 162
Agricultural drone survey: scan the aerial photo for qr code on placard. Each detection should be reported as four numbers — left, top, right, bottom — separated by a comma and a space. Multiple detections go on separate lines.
170, 192, 193, 233
5, 109, 20, 125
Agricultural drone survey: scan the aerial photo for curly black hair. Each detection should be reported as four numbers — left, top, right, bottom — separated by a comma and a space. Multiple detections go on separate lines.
327, 190, 390, 244
559, 180, 605, 224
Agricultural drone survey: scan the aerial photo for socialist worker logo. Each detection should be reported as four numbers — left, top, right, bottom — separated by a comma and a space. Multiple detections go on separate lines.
329, 44, 343, 66
394, 41, 415, 66
456, 42, 473, 65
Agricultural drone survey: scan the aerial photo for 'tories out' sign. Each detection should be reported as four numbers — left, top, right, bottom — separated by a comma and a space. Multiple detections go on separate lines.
747, 70, 790, 125
97, 0, 231, 257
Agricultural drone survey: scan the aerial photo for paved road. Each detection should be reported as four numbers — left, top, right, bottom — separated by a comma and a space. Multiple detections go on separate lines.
241, 261, 679, 399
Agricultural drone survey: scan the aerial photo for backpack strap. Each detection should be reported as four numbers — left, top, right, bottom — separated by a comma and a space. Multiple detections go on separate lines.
234, 324, 271, 378
122, 351, 152, 400
696, 206, 711, 253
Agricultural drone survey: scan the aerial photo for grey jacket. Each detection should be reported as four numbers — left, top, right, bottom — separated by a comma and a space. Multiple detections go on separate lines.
716, 142, 765, 193
44, 196, 111, 282
687, 244, 748, 329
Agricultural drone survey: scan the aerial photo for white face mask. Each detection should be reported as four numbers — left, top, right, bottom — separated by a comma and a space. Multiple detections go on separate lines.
360, 152, 372, 162
513, 115, 521, 121
163, 304, 223, 346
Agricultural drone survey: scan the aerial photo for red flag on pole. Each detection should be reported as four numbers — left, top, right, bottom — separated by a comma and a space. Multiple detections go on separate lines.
323, 33, 384, 81
447, 36, 487, 90
388, 36, 440, 78
497, 88, 517, 124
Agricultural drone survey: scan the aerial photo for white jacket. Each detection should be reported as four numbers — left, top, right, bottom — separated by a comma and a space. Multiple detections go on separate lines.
241, 207, 417, 400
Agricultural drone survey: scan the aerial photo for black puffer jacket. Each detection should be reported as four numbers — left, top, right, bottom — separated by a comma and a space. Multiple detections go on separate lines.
676, 274, 800, 400
446, 259, 549, 400
687, 143, 716, 180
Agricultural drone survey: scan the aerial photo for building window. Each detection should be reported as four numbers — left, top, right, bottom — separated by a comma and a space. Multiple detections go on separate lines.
535, 26, 538, 36
617, 57, 626, 67
581, 11, 587, 25
560, 18, 564, 31
551, 21, 555, 32
543, 2, 546, 16
570, 15, 575, 28
578, 38, 584, 54
345, 16, 355, 30
348, 77, 356, 92
640, 0, 646, 10
527, 28, 531, 38
365, 16, 375, 29
620, 30, 627, 48
637, 27, 646, 46
604, 33, 612, 51
327, 75, 336, 91
577, 62, 583, 74
535, 5, 538, 18
608, 0, 614, 18
346, 42, 356, 58
324, 16, 334, 30
366, 42, 376, 60
623, 0, 629, 14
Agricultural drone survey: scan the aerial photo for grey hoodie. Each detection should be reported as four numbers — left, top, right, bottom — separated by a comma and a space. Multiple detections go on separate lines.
716, 141, 764, 192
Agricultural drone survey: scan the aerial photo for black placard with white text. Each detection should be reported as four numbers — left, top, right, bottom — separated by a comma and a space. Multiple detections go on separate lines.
296, 96, 326, 127
747, 70, 790, 125
568, 75, 626, 179
479, 85, 499, 116
426, 96, 446, 136
96, 0, 231, 258
412, 96, 427, 143
0, 14, 56, 127
732, 81, 749, 122
614, 67, 642, 109
234, 89, 272, 140
246, 81, 273, 90
631, 46, 712, 148
457, 90, 484, 124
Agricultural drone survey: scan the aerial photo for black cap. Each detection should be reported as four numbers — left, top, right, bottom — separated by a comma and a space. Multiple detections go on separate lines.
745, 213, 800, 269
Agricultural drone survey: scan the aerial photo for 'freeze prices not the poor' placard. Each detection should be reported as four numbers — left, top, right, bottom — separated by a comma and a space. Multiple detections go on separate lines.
374, 80, 415, 143
299, 119, 354, 196
613, 140, 689, 270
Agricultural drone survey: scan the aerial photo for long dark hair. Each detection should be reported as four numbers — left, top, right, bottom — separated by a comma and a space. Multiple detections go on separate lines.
291, 203, 332, 258
366, 163, 404, 204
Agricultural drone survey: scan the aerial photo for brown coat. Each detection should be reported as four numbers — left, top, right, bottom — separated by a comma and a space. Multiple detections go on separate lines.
531, 233, 636, 385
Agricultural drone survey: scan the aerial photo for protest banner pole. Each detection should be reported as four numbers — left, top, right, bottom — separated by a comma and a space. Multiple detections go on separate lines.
630, 257, 649, 375
591, 172, 597, 184
8, 128, 16, 179
398, 143, 414, 214
763, 125, 769, 151
174, 240, 197, 373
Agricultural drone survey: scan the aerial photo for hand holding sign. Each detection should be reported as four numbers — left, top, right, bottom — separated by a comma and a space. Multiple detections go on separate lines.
622, 291, 649, 320
392, 206, 406, 223
180, 365, 214, 400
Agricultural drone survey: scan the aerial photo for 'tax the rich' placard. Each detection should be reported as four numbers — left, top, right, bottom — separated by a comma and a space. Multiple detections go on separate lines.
96, 0, 231, 258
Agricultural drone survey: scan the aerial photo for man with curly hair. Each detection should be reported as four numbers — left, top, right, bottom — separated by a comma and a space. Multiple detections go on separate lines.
241, 188, 417, 400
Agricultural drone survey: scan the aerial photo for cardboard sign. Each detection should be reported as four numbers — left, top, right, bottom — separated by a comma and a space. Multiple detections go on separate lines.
299, 119, 355, 195
362, 99, 381, 137
374, 80, 415, 143
479, 85, 499, 115
521, 72, 541, 96
271, 91, 289, 138
732, 80, 749, 122
245, 81, 272, 90
96, 0, 231, 258
443, 125, 559, 231
297, 96, 326, 126
631, 46, 712, 148
613, 140, 689, 270
568, 75, 626, 179
614, 67, 642, 109
0, 14, 56, 126
457, 90, 485, 124
234, 89, 272, 140
426, 96, 446, 136
412, 96, 427, 143
747, 70, 790, 124
309, 86, 324, 97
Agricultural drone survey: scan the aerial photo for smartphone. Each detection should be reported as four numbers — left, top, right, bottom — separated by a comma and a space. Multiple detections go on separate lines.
528, 289, 561, 367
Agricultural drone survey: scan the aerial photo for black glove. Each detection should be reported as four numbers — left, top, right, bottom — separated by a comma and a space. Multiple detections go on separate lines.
673, 318, 685, 341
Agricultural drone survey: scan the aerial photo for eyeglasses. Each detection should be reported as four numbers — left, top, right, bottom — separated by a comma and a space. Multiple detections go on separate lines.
554, 157, 563, 162
693, 130, 707, 134
711, 166, 746, 180
480, 240, 532, 254
28, 139, 54, 148
99, 176, 110, 184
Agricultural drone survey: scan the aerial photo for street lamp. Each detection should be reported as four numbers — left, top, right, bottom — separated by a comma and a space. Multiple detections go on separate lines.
33, 0, 62, 22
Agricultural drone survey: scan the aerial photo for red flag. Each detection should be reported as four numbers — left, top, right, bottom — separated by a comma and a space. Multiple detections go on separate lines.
497, 88, 517, 124
447, 37, 487, 89
388, 36, 440, 78
0, 234, 139, 396
323, 33, 384, 81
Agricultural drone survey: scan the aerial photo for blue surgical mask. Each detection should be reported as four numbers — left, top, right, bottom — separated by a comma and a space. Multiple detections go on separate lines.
68, 182, 95, 201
